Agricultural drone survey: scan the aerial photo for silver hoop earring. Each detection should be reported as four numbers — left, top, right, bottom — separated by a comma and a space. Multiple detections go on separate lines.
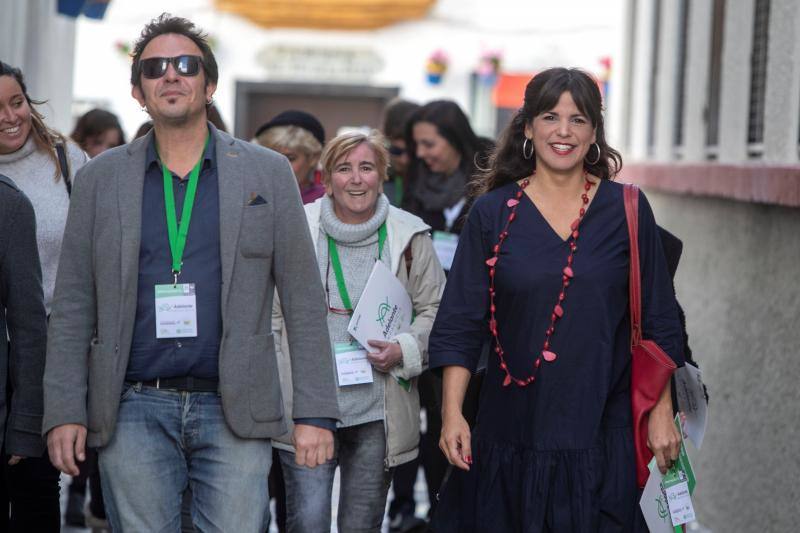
522, 138, 534, 160
585, 142, 601, 165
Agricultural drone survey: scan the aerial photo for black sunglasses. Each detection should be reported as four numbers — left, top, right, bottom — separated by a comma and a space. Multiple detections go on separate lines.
388, 144, 406, 157
139, 55, 204, 79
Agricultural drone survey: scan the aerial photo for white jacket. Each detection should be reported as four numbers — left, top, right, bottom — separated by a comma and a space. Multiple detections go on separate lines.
272, 197, 446, 467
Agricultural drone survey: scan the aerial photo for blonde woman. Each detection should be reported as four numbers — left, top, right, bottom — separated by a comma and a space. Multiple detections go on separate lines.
272, 130, 446, 532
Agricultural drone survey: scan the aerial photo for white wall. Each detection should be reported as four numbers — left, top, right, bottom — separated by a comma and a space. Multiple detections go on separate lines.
0, 0, 77, 134
73, 0, 624, 139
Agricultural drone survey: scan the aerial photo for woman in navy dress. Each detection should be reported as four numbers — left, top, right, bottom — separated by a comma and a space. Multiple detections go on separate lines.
429, 68, 685, 532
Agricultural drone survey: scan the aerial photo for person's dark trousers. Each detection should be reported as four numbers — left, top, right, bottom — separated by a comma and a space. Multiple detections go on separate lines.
0, 450, 61, 532
417, 370, 448, 519
389, 455, 419, 520
268, 449, 287, 533
86, 451, 106, 520
66, 460, 88, 526
66, 448, 106, 525
415, 368, 483, 519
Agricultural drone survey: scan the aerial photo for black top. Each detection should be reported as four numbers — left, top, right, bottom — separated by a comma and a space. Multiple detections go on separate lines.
0, 175, 48, 457
127, 133, 222, 381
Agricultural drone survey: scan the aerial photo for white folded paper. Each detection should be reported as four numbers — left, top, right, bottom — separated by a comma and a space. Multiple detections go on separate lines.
674, 363, 708, 449
347, 260, 412, 353
640, 459, 674, 533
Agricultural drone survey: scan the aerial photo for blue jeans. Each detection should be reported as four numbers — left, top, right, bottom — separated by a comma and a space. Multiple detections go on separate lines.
279, 420, 393, 533
98, 383, 272, 532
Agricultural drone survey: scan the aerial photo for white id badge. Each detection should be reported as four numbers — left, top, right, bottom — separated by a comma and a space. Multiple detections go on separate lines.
664, 480, 696, 526
432, 231, 459, 271
334, 342, 374, 386
155, 284, 198, 338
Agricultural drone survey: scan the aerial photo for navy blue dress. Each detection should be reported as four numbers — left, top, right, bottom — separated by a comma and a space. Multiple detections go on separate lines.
428, 180, 684, 532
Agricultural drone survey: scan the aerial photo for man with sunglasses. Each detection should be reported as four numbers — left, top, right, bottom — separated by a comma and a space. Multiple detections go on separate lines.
43, 14, 339, 531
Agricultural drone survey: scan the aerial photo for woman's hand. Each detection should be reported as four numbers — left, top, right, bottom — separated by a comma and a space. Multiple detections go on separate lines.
648, 383, 682, 474
440, 408, 472, 471
7, 455, 24, 466
366, 340, 402, 372
440, 366, 474, 471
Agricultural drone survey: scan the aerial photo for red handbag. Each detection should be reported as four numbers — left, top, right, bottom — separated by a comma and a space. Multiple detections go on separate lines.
623, 184, 678, 489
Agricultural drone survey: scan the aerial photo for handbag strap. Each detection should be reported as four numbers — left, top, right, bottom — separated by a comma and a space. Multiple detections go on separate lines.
623, 184, 642, 346
55, 143, 72, 196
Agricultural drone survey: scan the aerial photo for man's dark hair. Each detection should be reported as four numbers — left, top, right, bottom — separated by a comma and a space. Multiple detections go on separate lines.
130, 13, 218, 88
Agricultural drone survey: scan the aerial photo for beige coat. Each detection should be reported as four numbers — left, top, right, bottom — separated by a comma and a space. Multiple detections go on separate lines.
272, 198, 446, 467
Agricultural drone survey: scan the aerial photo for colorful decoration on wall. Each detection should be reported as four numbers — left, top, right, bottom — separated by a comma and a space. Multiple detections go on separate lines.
598, 56, 612, 100
426, 49, 449, 85
58, 0, 111, 19
492, 73, 535, 109
115, 40, 132, 57
214, 0, 435, 30
477, 49, 503, 86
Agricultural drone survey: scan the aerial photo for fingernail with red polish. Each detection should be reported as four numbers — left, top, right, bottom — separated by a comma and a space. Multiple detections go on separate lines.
466, 456, 473, 464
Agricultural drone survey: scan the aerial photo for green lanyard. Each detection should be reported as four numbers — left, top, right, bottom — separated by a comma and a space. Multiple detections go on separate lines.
161, 135, 209, 284
328, 222, 387, 312
394, 175, 404, 206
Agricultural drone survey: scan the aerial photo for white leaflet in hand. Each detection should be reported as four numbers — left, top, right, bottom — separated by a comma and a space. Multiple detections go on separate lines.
675, 363, 708, 449
640, 459, 674, 533
347, 260, 412, 353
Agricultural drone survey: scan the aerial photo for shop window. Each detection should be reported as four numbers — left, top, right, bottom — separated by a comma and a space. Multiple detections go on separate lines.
705, 0, 725, 154
673, 0, 689, 151
747, 0, 770, 149
646, 0, 661, 156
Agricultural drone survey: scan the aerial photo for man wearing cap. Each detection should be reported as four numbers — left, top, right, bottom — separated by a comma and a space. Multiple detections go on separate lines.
255, 110, 326, 205
42, 14, 339, 531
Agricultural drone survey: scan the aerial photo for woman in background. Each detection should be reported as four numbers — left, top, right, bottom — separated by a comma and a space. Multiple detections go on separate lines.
255, 110, 326, 204
0, 60, 88, 533
70, 108, 125, 158
404, 100, 492, 236
381, 98, 419, 209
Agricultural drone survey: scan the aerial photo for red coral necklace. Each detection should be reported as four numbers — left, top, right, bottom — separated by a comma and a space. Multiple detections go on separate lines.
486, 172, 596, 387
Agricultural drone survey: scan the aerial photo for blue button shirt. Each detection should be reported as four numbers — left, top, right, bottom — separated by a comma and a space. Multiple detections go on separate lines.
126, 133, 222, 381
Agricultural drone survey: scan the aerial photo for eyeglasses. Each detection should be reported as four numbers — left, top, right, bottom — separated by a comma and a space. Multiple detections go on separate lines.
139, 55, 204, 79
324, 261, 353, 316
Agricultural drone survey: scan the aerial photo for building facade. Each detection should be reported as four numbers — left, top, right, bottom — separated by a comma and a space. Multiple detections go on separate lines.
0, 0, 78, 134
614, 1, 800, 530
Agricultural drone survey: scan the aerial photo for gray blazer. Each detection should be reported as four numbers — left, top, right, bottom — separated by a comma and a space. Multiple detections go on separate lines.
43, 125, 340, 447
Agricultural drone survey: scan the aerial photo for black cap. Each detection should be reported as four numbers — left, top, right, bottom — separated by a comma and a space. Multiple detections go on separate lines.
254, 110, 325, 145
